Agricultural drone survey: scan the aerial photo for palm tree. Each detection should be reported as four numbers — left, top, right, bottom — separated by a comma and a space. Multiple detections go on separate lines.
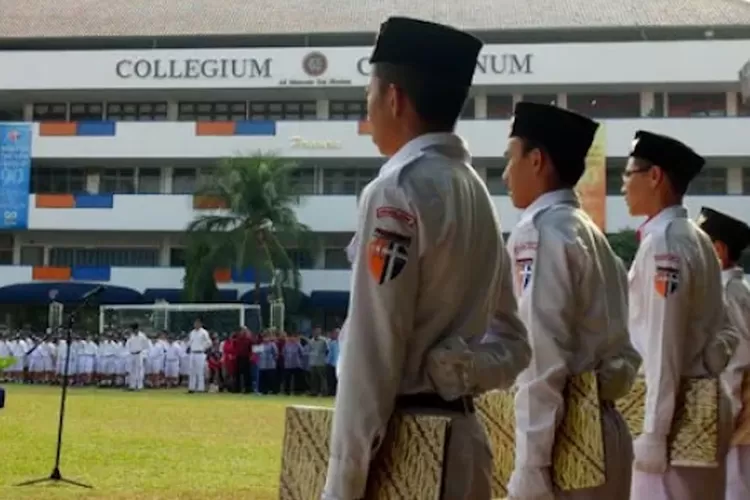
183, 153, 315, 305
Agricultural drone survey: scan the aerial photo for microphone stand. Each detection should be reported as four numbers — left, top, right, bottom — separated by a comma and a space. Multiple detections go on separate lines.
15, 286, 106, 489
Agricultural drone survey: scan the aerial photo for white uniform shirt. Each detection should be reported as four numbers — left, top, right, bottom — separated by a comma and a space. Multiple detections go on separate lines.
125, 332, 149, 355
629, 205, 736, 436
325, 133, 530, 499
720, 267, 750, 419
507, 189, 640, 471
187, 328, 211, 353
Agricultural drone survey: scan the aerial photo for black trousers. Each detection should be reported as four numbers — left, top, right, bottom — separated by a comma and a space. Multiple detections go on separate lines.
259, 369, 277, 394
326, 365, 338, 396
235, 358, 252, 393
282, 367, 303, 394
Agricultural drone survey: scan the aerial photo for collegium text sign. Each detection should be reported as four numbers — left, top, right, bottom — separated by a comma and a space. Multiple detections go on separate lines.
0, 40, 748, 90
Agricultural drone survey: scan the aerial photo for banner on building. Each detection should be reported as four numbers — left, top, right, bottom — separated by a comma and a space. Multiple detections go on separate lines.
0, 124, 32, 229
577, 126, 607, 231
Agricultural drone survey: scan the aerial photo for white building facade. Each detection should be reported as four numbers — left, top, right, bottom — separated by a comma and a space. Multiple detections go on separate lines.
0, 37, 748, 316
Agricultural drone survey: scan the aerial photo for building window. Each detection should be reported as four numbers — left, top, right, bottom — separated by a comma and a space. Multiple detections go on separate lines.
737, 93, 750, 117
743, 168, 750, 194
486, 95, 513, 119
324, 248, 350, 270
668, 93, 726, 117
330, 100, 366, 120
650, 93, 666, 117
70, 103, 104, 121
461, 98, 475, 119
107, 102, 168, 121
687, 168, 727, 195
169, 248, 186, 267
249, 101, 317, 121
286, 249, 314, 269
20, 246, 44, 266
49, 247, 160, 267
567, 93, 640, 118
322, 168, 377, 195
100, 168, 136, 194
290, 167, 316, 195
520, 94, 557, 106
485, 168, 508, 195
178, 102, 247, 121
171, 168, 212, 194
740, 249, 750, 273
33, 103, 67, 121
137, 168, 161, 194
0, 105, 23, 121
31, 167, 86, 194
606, 168, 624, 195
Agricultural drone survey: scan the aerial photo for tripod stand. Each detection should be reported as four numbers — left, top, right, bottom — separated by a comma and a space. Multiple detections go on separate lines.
16, 285, 106, 489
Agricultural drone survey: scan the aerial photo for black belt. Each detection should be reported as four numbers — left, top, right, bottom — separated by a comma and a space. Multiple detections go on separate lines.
395, 393, 475, 414
191, 351, 204, 354
130, 351, 141, 355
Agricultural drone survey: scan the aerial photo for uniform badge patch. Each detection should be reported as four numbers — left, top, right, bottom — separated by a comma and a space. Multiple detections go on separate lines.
368, 228, 411, 285
376, 206, 416, 227
515, 258, 534, 291
654, 266, 680, 297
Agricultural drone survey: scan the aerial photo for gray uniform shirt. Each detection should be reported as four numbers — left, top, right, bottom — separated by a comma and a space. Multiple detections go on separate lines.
323, 133, 530, 499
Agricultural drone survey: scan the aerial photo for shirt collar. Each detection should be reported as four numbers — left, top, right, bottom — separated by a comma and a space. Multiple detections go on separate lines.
379, 132, 468, 176
639, 205, 688, 240
518, 188, 579, 225
722, 266, 746, 286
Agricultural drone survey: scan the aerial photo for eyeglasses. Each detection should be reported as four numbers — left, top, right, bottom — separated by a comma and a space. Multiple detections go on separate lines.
621, 167, 651, 180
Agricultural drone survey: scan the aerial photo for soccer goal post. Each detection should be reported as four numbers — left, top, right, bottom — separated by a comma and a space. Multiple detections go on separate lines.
99, 302, 262, 335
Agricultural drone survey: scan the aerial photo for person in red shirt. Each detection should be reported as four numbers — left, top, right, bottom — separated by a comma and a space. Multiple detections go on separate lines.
222, 333, 237, 392
233, 327, 253, 394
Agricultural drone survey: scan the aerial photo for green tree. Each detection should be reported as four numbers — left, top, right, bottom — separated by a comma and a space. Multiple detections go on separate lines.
183, 154, 315, 305
607, 229, 638, 266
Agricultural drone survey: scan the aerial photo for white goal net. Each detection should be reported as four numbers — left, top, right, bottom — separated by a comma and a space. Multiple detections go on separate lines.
99, 302, 262, 335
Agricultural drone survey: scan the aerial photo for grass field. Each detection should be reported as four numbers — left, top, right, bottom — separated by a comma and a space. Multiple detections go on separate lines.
0, 385, 332, 500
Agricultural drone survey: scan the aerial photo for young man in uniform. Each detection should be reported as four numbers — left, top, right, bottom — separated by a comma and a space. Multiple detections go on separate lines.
323, 17, 531, 500
696, 207, 750, 499
186, 318, 211, 393
501, 102, 640, 500
622, 131, 739, 500
125, 323, 149, 391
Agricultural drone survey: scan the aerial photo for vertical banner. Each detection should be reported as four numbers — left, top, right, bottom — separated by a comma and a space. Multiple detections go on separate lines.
576, 125, 607, 231
0, 124, 32, 229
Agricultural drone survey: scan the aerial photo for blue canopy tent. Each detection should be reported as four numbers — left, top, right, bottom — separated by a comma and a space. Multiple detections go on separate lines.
0, 282, 142, 305
309, 290, 350, 310
142, 288, 238, 303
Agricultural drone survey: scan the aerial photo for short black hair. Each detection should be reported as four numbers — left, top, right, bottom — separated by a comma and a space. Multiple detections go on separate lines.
519, 138, 582, 188
372, 62, 470, 131
130, 322, 138, 331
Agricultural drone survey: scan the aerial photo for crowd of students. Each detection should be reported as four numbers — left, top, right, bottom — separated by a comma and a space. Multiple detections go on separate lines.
0, 325, 341, 397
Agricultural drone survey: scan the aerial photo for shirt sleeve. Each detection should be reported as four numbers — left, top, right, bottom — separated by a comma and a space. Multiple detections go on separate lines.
724, 280, 750, 373
473, 243, 531, 392
639, 235, 690, 436
514, 224, 576, 469
324, 179, 420, 500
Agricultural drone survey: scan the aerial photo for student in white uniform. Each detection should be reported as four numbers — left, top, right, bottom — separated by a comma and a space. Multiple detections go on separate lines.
42, 339, 55, 384
146, 333, 167, 388
178, 337, 190, 386
623, 131, 739, 500
10, 337, 27, 382
0, 335, 10, 382
117, 336, 129, 387
78, 337, 98, 385
696, 207, 750, 500
28, 337, 46, 383
164, 339, 181, 388
125, 323, 149, 391
186, 319, 212, 393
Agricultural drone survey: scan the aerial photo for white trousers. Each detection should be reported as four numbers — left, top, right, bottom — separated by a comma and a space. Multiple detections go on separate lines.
725, 445, 750, 500
128, 354, 144, 390
188, 353, 207, 392
164, 359, 180, 378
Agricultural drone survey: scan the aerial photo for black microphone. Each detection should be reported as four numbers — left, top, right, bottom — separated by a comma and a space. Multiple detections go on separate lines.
81, 285, 106, 301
